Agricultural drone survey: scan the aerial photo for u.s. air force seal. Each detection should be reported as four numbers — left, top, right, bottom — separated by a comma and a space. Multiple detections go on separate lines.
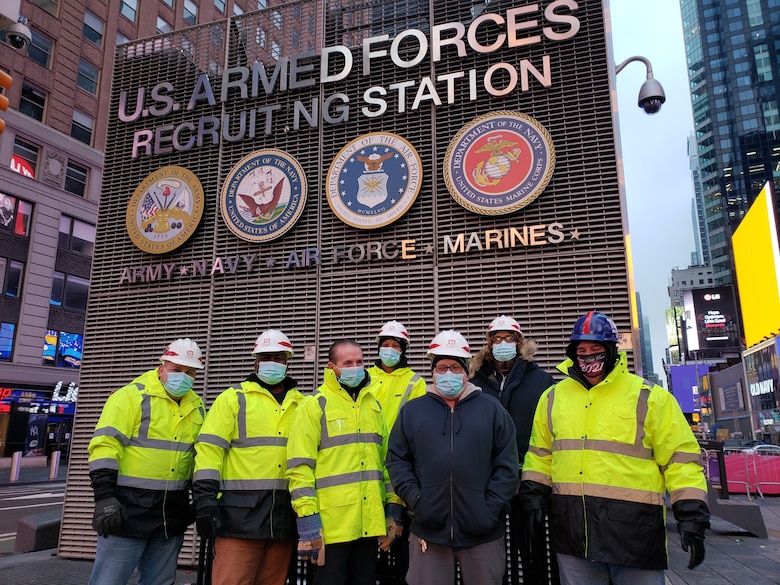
126, 166, 204, 254
221, 149, 307, 242
326, 132, 422, 229
443, 111, 555, 215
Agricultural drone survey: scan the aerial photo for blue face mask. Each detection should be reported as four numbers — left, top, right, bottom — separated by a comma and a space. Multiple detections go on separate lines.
257, 361, 287, 386
492, 341, 517, 362
338, 366, 366, 388
435, 372, 466, 398
379, 347, 401, 367
163, 371, 195, 396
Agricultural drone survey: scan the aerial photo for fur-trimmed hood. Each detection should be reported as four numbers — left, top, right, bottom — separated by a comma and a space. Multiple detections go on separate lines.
469, 337, 539, 378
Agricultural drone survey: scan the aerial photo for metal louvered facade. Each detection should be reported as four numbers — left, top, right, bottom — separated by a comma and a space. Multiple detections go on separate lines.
60, 0, 637, 562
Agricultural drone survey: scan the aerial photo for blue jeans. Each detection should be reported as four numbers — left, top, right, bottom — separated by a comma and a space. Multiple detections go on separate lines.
88, 533, 185, 585
557, 553, 666, 585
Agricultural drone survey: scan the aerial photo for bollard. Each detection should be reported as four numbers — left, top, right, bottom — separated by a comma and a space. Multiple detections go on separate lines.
9, 450, 22, 482
48, 451, 61, 480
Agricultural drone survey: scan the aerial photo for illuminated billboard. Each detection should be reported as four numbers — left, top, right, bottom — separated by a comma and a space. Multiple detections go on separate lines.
682, 286, 740, 356
734, 182, 780, 348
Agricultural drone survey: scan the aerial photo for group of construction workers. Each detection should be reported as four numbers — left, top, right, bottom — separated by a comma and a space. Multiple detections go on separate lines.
86, 312, 711, 585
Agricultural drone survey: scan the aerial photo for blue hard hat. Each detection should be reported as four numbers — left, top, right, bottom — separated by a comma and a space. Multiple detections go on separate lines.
570, 311, 619, 343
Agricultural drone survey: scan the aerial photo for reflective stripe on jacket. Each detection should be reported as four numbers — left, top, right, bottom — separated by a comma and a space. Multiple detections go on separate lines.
367, 364, 426, 431
286, 369, 399, 545
88, 368, 205, 537
194, 377, 304, 539
521, 353, 706, 569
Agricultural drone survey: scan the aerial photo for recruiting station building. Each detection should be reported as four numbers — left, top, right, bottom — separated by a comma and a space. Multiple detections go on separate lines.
60, 0, 639, 564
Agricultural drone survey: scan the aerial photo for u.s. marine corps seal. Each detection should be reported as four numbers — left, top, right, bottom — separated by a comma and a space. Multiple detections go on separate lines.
126, 166, 205, 254
326, 132, 422, 229
443, 111, 555, 215
221, 149, 307, 242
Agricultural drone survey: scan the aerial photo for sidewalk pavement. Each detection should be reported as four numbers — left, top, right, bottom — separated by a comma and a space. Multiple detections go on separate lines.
2, 466, 780, 584
0, 461, 68, 486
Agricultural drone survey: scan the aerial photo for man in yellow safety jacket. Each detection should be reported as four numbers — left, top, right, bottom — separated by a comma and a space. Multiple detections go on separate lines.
520, 311, 710, 585
87, 338, 206, 585
193, 329, 304, 585
286, 338, 403, 585
367, 320, 426, 431
366, 320, 426, 579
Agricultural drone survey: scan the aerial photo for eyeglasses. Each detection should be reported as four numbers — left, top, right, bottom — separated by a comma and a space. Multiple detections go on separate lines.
492, 334, 518, 343
433, 364, 465, 374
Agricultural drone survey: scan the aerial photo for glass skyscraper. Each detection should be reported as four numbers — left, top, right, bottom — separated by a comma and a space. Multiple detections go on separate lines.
680, 0, 780, 284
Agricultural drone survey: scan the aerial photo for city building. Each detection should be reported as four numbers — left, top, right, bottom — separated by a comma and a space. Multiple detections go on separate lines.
49, 0, 643, 566
668, 264, 715, 307
680, 0, 780, 286
0, 1, 259, 457
637, 292, 662, 386
688, 131, 710, 267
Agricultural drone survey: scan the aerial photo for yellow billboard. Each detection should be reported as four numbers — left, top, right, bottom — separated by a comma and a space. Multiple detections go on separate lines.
733, 182, 780, 348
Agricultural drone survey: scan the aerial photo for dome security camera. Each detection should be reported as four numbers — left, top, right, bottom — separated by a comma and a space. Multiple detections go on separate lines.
637, 78, 666, 115
4, 22, 31, 49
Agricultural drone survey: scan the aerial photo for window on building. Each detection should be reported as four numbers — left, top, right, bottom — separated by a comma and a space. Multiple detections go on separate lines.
157, 16, 173, 34
272, 41, 280, 60
43, 330, 83, 368
12, 138, 39, 177
71, 110, 94, 145
754, 44, 773, 82
120, 0, 138, 21
234, 5, 244, 16
83, 10, 104, 46
0, 195, 32, 236
161, 0, 173, 7
273, 11, 282, 28
31, 1, 57, 16
19, 83, 46, 121
0, 322, 14, 360
258, 1, 267, 8
184, 0, 198, 25
1, 258, 24, 297
215, 0, 226, 13
28, 30, 53, 68
117, 32, 131, 45
77, 59, 99, 94
59, 216, 96, 255
65, 161, 89, 197
763, 101, 780, 132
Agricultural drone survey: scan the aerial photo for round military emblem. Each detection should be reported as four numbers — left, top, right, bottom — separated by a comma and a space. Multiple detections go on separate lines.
221, 149, 307, 242
126, 166, 205, 254
443, 111, 555, 215
326, 132, 422, 229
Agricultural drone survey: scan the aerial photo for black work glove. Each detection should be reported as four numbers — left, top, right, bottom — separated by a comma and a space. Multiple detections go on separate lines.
195, 501, 221, 538
679, 525, 705, 569
92, 496, 123, 538
524, 507, 545, 540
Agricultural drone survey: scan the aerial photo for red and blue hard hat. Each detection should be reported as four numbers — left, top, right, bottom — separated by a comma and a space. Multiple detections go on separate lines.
570, 311, 619, 344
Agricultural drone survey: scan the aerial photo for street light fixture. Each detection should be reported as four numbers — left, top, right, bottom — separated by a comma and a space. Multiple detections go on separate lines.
615, 55, 666, 115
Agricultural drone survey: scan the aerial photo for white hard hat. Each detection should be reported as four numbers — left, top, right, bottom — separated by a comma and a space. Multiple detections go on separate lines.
426, 330, 471, 359
376, 320, 410, 347
487, 315, 523, 338
161, 338, 204, 369
252, 329, 294, 357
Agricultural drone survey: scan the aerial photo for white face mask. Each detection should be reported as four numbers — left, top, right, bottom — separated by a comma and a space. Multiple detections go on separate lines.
256, 361, 287, 385
435, 372, 466, 398
163, 371, 195, 396
379, 347, 401, 367
492, 341, 517, 362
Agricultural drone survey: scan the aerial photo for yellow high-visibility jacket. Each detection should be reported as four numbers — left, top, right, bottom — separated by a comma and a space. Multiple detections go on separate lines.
88, 368, 205, 538
522, 353, 707, 570
194, 377, 304, 539
367, 364, 426, 430
286, 369, 400, 544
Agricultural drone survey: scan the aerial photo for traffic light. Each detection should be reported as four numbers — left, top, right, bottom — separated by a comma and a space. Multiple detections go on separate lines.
0, 69, 12, 133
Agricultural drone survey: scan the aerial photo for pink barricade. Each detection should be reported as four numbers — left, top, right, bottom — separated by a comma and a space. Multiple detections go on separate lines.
725, 449, 780, 496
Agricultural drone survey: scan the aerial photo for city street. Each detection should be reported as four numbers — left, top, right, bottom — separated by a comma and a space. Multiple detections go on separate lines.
0, 481, 64, 555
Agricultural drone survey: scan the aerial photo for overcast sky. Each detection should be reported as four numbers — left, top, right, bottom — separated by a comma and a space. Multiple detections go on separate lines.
609, 0, 696, 383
